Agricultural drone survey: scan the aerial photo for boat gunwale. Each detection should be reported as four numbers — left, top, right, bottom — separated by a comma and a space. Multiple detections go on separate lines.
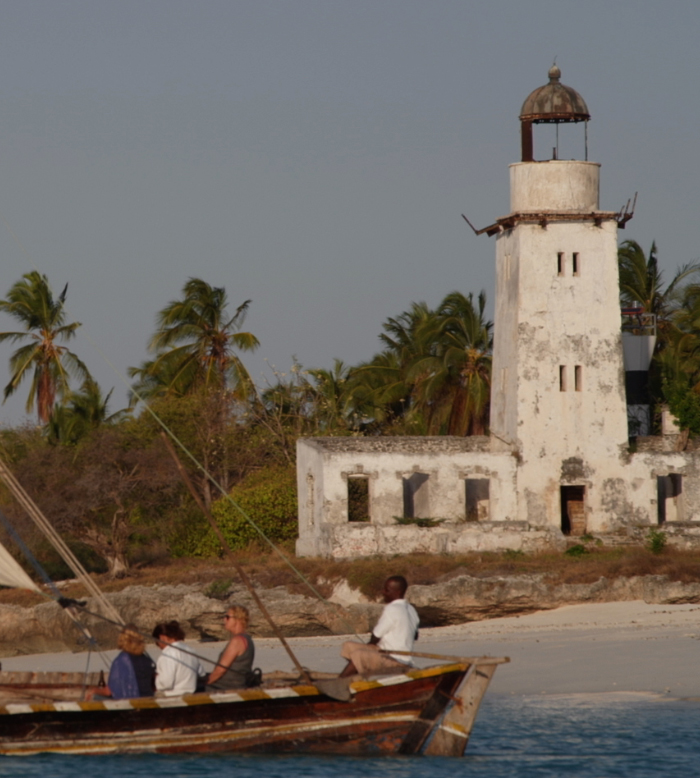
0, 662, 472, 716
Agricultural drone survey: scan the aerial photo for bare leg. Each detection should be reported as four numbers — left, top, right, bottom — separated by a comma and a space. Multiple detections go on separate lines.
339, 660, 358, 678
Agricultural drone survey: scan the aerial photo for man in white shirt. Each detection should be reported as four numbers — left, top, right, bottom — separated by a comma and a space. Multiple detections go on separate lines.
339, 575, 419, 677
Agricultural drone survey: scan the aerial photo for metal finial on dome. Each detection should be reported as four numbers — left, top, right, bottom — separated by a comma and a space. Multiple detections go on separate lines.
548, 63, 561, 82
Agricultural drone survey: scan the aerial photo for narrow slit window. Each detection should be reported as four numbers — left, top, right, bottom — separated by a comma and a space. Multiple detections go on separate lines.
572, 252, 580, 276
575, 365, 582, 392
559, 365, 567, 392
557, 252, 564, 276
501, 367, 507, 392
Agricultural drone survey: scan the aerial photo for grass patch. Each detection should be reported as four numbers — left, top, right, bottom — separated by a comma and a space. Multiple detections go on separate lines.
4, 543, 700, 606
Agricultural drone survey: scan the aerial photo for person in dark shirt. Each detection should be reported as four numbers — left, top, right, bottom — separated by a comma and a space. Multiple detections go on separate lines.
205, 605, 255, 691
87, 624, 155, 700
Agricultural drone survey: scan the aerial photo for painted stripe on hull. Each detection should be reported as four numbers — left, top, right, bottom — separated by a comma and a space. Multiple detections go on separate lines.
0, 711, 419, 756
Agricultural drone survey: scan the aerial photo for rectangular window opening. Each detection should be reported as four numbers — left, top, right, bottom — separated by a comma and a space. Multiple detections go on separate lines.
347, 476, 370, 522
465, 478, 490, 522
657, 474, 683, 524
559, 365, 567, 392
557, 252, 564, 276
575, 365, 582, 392
572, 252, 580, 276
403, 473, 430, 519
561, 485, 586, 536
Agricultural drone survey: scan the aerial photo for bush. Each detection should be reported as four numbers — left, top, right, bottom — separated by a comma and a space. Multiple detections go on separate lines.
565, 544, 588, 558
647, 529, 667, 555
193, 466, 298, 556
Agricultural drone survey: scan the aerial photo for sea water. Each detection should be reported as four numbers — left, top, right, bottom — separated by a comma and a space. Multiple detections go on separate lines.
0, 694, 698, 777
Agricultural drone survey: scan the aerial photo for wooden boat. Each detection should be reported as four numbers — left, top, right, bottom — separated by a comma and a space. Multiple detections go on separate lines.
0, 451, 507, 757
0, 657, 506, 756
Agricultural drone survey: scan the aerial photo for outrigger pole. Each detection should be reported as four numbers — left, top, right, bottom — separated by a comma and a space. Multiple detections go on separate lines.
160, 433, 312, 684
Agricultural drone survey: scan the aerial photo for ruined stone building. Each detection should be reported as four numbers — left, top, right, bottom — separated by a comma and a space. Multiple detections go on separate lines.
296, 67, 700, 559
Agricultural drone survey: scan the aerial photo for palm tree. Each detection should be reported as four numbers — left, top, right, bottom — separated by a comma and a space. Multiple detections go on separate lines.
47, 378, 130, 445
307, 359, 352, 432
344, 293, 492, 436
618, 240, 700, 338
129, 278, 260, 401
0, 271, 88, 422
619, 241, 700, 435
407, 291, 492, 435
344, 303, 435, 433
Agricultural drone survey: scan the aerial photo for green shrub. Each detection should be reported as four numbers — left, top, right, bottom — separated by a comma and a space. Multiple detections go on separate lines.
193, 466, 298, 556
647, 529, 667, 555
205, 578, 234, 600
565, 544, 588, 558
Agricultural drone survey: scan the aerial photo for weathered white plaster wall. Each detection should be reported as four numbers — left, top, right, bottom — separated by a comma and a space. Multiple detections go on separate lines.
491, 159, 630, 530
296, 437, 526, 558
510, 160, 600, 212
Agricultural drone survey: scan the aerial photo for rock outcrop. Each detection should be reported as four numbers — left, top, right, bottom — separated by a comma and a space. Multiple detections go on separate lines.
2, 574, 700, 657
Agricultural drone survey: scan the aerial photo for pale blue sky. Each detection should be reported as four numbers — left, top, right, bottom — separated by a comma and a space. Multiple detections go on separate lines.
0, 1, 698, 424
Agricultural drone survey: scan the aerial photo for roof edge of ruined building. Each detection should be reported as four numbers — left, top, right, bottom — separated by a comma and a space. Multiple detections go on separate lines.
298, 436, 491, 454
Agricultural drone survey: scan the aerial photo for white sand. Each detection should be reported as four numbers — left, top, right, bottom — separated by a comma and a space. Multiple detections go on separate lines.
4, 601, 700, 697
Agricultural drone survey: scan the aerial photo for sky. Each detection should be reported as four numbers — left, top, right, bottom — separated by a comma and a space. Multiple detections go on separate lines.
0, 0, 698, 426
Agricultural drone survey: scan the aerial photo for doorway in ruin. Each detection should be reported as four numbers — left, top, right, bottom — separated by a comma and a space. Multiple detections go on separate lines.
347, 476, 370, 522
657, 474, 683, 524
403, 473, 430, 519
465, 478, 490, 521
560, 485, 586, 536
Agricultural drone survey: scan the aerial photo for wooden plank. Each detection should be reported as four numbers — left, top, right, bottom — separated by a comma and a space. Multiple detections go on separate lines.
423, 662, 497, 757
397, 671, 466, 755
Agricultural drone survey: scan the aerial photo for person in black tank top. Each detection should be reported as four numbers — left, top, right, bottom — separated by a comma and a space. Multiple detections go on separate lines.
205, 605, 255, 691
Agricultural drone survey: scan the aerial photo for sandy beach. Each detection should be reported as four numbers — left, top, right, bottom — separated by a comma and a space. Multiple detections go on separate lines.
3, 601, 699, 698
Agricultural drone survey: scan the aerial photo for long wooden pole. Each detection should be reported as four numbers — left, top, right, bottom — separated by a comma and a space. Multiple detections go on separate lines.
382, 649, 509, 665
160, 433, 311, 683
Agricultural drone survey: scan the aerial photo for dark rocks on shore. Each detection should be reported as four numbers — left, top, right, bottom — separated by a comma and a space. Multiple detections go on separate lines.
1, 574, 700, 657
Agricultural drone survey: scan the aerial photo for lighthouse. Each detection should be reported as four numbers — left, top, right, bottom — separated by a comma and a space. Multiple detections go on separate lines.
489, 66, 629, 533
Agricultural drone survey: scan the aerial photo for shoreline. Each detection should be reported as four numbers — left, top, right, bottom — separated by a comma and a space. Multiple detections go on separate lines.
3, 601, 700, 698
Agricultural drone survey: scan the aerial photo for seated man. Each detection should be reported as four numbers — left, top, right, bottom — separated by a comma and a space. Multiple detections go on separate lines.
340, 575, 419, 678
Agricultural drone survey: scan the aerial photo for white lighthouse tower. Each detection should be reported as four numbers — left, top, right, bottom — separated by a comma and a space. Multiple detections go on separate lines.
489, 66, 629, 533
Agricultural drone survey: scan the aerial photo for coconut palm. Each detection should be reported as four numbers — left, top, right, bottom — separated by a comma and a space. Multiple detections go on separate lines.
129, 278, 260, 401
407, 291, 492, 435
0, 271, 88, 422
46, 378, 130, 445
618, 240, 700, 338
307, 359, 353, 432
344, 303, 435, 433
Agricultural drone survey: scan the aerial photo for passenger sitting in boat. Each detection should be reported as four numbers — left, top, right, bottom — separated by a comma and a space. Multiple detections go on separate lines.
339, 575, 419, 678
152, 620, 205, 696
205, 604, 255, 691
86, 624, 155, 700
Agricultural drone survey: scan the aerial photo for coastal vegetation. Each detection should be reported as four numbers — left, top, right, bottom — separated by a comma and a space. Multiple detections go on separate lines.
0, 243, 700, 580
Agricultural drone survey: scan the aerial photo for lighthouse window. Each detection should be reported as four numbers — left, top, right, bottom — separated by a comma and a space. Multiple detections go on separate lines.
557, 252, 564, 276
572, 252, 580, 276
575, 365, 583, 391
559, 365, 567, 392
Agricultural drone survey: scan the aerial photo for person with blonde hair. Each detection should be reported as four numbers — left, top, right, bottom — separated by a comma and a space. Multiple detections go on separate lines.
87, 624, 155, 700
206, 605, 256, 690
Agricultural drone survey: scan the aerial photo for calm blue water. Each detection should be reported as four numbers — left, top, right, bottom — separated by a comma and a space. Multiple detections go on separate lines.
0, 694, 698, 777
